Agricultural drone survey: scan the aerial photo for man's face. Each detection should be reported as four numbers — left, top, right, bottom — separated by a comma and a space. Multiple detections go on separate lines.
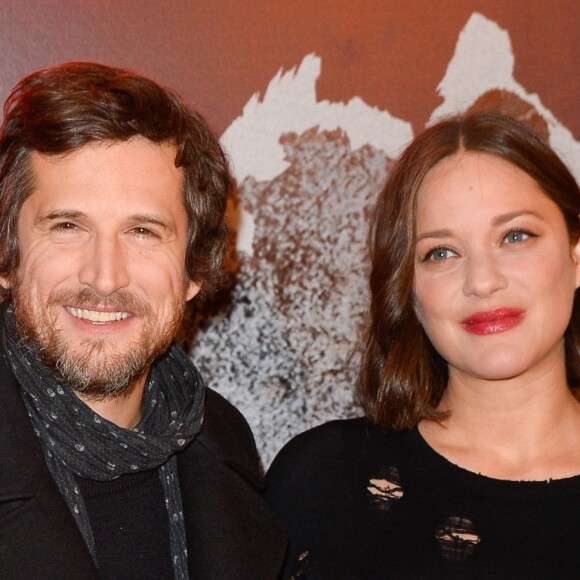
1, 137, 200, 399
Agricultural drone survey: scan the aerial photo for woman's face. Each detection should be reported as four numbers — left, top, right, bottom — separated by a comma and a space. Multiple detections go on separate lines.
413, 151, 580, 385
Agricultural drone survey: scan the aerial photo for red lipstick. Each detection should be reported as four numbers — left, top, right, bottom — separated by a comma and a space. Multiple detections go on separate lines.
461, 308, 525, 335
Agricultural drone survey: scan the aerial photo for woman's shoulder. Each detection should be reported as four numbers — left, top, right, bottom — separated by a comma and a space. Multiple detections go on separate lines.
285, 414, 392, 444
275, 415, 385, 451
266, 416, 404, 483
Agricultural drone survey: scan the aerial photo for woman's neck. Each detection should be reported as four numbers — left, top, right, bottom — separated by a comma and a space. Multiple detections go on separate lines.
419, 363, 580, 481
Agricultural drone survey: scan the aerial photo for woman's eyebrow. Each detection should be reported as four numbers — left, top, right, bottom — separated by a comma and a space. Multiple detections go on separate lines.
416, 210, 545, 242
415, 229, 452, 242
491, 210, 544, 226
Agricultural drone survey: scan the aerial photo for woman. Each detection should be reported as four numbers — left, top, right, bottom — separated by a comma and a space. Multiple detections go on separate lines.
265, 111, 580, 578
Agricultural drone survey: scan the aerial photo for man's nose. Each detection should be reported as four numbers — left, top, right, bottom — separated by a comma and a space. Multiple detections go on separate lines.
462, 250, 508, 298
78, 235, 130, 297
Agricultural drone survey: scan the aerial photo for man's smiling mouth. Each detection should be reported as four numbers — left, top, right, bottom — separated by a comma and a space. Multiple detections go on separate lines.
65, 307, 131, 324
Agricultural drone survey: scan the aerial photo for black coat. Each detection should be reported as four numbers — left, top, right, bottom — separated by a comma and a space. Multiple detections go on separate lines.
0, 347, 286, 579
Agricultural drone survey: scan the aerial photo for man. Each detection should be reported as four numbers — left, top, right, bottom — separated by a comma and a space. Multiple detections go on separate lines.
0, 62, 286, 579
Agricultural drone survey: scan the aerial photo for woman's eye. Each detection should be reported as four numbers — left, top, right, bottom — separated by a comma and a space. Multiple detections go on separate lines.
503, 229, 534, 244
424, 247, 456, 261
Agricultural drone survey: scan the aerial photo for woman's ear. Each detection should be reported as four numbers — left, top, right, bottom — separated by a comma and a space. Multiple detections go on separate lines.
412, 293, 424, 325
573, 230, 580, 289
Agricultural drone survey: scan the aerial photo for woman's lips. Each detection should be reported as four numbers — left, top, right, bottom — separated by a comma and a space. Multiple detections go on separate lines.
461, 308, 525, 335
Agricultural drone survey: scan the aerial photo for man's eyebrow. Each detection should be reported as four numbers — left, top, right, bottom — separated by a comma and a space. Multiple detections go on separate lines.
127, 214, 176, 233
35, 210, 87, 225
35, 211, 176, 233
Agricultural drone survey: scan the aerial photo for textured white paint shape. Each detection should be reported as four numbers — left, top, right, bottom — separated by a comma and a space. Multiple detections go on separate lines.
223, 54, 412, 184
431, 12, 580, 182
222, 54, 413, 255
222, 54, 412, 254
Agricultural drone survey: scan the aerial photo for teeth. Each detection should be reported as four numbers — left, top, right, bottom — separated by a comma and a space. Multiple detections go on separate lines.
66, 307, 130, 324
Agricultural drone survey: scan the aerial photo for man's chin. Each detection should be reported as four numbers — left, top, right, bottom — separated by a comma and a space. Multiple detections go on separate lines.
11, 286, 186, 399
69, 372, 146, 402
50, 342, 155, 400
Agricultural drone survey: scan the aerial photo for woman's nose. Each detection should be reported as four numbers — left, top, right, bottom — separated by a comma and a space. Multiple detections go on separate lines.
462, 250, 508, 298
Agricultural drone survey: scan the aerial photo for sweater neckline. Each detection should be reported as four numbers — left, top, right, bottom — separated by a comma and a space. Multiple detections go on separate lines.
405, 426, 580, 495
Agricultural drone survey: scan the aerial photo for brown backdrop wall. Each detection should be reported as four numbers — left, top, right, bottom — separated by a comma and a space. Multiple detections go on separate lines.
1, 1, 578, 464
1, 1, 578, 137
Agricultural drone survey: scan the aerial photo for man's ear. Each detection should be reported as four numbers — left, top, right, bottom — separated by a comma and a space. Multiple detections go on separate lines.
0, 274, 13, 293
186, 280, 202, 302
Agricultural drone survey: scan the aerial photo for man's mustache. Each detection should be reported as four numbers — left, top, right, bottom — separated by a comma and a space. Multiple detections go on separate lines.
46, 288, 153, 318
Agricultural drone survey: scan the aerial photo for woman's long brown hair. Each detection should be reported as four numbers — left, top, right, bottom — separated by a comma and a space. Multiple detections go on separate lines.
357, 111, 580, 429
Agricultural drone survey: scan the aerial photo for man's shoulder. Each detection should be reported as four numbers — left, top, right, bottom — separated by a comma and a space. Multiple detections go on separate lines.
179, 388, 288, 578
193, 387, 260, 478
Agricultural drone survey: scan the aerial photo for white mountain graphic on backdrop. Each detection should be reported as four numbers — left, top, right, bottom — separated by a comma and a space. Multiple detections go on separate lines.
191, 12, 579, 466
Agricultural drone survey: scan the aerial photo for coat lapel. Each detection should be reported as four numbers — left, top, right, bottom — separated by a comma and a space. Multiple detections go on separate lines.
178, 439, 287, 579
0, 351, 99, 578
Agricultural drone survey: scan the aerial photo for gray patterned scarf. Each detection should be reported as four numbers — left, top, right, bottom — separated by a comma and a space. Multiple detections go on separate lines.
2, 306, 204, 580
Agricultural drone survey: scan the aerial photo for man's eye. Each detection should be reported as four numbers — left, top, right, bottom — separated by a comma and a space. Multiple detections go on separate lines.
132, 227, 158, 238
53, 221, 78, 231
424, 247, 455, 261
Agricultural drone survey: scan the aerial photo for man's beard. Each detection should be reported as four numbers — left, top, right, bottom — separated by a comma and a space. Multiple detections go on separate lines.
11, 284, 187, 400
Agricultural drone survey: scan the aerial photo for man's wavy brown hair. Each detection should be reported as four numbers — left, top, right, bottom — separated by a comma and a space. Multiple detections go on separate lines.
0, 61, 232, 298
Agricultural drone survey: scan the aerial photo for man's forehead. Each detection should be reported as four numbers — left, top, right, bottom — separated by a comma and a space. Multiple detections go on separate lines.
24, 139, 186, 221
28, 138, 182, 188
